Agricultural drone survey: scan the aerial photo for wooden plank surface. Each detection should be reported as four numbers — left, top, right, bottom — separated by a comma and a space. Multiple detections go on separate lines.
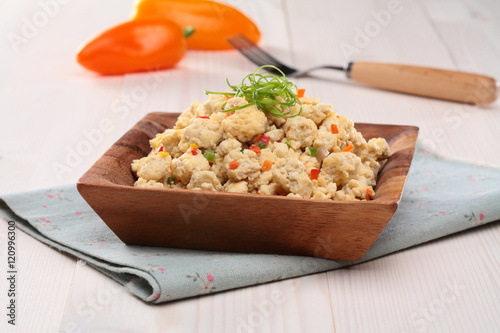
0, 0, 499, 332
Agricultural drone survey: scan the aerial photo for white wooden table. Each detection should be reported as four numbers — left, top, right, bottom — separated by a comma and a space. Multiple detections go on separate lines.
1, 0, 499, 332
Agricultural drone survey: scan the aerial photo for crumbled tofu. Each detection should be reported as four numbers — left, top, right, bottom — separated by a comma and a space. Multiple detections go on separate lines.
223, 180, 248, 193
131, 154, 171, 182
222, 98, 267, 142
322, 152, 363, 186
284, 116, 318, 149
178, 117, 224, 151
133, 178, 164, 188
186, 170, 222, 191
224, 149, 261, 182
272, 158, 314, 198
132, 94, 390, 201
171, 148, 210, 184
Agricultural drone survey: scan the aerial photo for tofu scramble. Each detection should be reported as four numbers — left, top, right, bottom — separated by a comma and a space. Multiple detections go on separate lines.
131, 94, 390, 201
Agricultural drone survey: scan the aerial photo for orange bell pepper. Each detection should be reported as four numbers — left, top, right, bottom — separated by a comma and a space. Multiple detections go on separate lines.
77, 18, 187, 75
131, 0, 261, 50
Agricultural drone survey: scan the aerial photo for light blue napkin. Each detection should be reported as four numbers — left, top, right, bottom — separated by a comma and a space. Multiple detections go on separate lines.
1, 146, 499, 303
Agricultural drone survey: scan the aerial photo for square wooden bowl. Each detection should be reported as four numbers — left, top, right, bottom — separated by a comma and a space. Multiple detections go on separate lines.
77, 112, 418, 261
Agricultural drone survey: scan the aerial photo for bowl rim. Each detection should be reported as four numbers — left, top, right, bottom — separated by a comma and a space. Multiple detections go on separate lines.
78, 111, 419, 206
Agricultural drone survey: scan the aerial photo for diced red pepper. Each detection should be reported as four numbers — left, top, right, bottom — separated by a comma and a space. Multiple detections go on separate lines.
310, 168, 320, 180
249, 145, 261, 154
365, 188, 373, 200
191, 149, 198, 155
257, 135, 270, 144
158, 146, 164, 152
197, 116, 210, 119
229, 159, 239, 170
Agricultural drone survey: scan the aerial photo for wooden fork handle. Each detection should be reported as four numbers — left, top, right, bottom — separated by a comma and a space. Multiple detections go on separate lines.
347, 62, 497, 104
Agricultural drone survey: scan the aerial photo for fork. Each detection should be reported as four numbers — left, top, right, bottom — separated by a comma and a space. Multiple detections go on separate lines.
227, 34, 497, 104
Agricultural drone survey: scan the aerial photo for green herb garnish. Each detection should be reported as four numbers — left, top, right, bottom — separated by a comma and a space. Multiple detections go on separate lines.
167, 177, 175, 185
308, 147, 318, 157
205, 65, 302, 118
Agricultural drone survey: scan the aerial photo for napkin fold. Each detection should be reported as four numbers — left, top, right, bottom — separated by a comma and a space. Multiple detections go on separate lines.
1, 146, 500, 303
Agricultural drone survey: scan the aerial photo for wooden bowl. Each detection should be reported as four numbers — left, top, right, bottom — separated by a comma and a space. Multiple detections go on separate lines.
77, 112, 418, 260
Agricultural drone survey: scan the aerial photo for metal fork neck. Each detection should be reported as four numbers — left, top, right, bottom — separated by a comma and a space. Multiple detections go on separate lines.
345, 62, 354, 78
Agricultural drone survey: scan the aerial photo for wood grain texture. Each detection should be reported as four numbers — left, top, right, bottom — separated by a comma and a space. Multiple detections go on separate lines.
349, 62, 498, 104
77, 113, 417, 261
327, 223, 500, 333
0, 216, 76, 332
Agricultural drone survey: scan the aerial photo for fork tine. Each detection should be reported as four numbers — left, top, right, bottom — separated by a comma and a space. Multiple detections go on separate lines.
227, 34, 297, 75
239, 46, 283, 69
227, 35, 280, 67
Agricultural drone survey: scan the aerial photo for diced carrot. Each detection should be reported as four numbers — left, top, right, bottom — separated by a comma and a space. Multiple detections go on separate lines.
229, 159, 239, 170
331, 124, 339, 134
365, 188, 374, 200
310, 168, 320, 180
342, 144, 354, 152
261, 159, 273, 171
296, 88, 306, 98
